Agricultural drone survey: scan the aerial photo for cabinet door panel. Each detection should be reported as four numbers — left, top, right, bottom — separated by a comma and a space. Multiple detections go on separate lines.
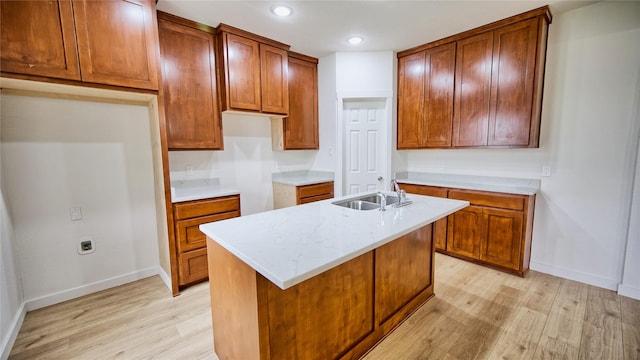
447, 205, 483, 259
72, 0, 159, 90
481, 208, 523, 270
397, 52, 426, 149
159, 18, 222, 149
224, 33, 261, 111
488, 18, 539, 146
260, 44, 289, 114
0, 0, 80, 80
400, 183, 449, 250
284, 56, 318, 149
453, 32, 493, 147
424, 43, 456, 148
178, 248, 208, 285
175, 212, 239, 253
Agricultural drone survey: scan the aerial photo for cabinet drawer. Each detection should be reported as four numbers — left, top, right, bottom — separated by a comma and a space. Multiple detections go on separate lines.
174, 195, 240, 220
399, 183, 448, 198
299, 193, 333, 204
178, 248, 208, 286
175, 212, 240, 253
297, 182, 334, 200
448, 189, 524, 211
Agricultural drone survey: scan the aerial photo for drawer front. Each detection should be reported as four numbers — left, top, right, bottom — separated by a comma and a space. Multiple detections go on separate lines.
448, 189, 524, 211
174, 195, 240, 220
298, 193, 334, 204
399, 183, 448, 198
178, 248, 208, 286
297, 181, 334, 200
175, 212, 240, 253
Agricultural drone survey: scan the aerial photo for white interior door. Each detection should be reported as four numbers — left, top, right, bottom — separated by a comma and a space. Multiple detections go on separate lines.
343, 98, 388, 195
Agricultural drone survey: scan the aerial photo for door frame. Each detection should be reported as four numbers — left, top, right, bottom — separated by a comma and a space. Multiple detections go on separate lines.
335, 91, 393, 197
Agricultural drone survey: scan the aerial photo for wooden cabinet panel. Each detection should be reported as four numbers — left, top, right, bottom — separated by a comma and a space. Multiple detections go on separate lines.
284, 54, 319, 149
178, 248, 208, 286
173, 195, 240, 288
448, 189, 524, 211
424, 43, 456, 148
265, 252, 374, 360
158, 13, 222, 150
481, 208, 523, 270
397, 52, 426, 149
0, 0, 80, 80
222, 33, 262, 111
376, 225, 432, 325
488, 18, 539, 146
447, 205, 483, 259
453, 32, 493, 147
260, 45, 289, 115
296, 182, 334, 200
72, 0, 159, 90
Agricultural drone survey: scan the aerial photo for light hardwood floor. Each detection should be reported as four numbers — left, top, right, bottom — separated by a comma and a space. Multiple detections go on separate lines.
9, 253, 640, 359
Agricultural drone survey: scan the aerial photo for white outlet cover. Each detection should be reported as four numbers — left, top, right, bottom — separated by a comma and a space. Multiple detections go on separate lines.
541, 165, 552, 177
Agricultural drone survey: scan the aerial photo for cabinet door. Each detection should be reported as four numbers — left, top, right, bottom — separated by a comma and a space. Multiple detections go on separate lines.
424, 43, 456, 148
453, 32, 493, 147
447, 205, 483, 259
397, 52, 426, 149
0, 0, 80, 80
400, 183, 449, 251
284, 56, 318, 149
488, 18, 539, 146
159, 17, 222, 150
223, 33, 261, 111
178, 248, 208, 286
72, 0, 159, 90
260, 44, 289, 114
480, 208, 523, 271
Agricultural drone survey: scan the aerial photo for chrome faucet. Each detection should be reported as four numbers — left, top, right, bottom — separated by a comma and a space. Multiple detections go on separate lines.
377, 192, 386, 211
390, 178, 402, 204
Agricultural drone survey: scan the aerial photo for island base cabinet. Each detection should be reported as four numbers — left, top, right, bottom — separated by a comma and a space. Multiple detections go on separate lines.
206, 224, 435, 360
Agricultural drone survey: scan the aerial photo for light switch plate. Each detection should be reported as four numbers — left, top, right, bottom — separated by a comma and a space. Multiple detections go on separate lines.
70, 207, 83, 221
541, 165, 551, 177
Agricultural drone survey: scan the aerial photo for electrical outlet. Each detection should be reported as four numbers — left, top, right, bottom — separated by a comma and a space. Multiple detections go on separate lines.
186, 165, 194, 177
70, 207, 83, 221
77, 237, 95, 255
541, 165, 551, 177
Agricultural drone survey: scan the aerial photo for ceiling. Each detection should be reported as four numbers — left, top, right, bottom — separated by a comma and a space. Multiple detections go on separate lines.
156, 1, 597, 58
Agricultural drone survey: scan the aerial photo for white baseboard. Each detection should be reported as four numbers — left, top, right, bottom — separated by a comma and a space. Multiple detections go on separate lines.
158, 266, 172, 292
25, 267, 159, 311
530, 261, 619, 291
1, 302, 25, 360
617, 283, 640, 300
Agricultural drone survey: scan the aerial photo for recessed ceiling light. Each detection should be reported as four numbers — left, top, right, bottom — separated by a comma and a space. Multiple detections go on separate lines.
347, 36, 364, 45
271, 5, 292, 17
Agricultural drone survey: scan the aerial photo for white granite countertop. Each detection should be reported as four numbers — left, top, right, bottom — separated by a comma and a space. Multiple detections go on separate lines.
200, 192, 468, 290
272, 170, 334, 186
170, 179, 240, 203
396, 172, 540, 195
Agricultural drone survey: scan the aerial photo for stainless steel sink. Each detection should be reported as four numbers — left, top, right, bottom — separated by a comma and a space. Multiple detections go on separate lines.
332, 193, 400, 211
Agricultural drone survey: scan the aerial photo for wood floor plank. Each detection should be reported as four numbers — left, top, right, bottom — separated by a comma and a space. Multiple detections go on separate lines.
8, 254, 640, 360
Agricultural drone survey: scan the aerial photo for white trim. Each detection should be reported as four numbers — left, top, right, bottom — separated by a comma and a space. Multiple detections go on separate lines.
618, 284, 640, 300
336, 90, 393, 99
25, 267, 159, 311
1, 302, 26, 360
530, 261, 619, 291
158, 266, 172, 292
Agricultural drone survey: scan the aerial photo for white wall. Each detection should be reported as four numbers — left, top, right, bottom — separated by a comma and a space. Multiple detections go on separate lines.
1, 94, 161, 308
169, 113, 318, 215
398, 1, 640, 292
314, 53, 338, 172
1, 110, 24, 360
620, 130, 640, 299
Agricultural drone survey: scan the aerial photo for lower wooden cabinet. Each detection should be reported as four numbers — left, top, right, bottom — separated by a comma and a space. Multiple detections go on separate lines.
399, 182, 535, 276
173, 195, 240, 287
273, 181, 334, 209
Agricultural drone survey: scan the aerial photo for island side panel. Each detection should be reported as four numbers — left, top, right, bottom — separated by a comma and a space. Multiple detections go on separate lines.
263, 251, 375, 360
207, 239, 262, 360
375, 224, 435, 333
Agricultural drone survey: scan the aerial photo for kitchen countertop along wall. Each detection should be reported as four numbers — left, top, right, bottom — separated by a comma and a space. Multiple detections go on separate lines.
272, 170, 334, 186
170, 178, 240, 203
396, 172, 540, 195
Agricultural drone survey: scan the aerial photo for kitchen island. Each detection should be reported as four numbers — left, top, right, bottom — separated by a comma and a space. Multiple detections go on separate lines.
200, 192, 468, 359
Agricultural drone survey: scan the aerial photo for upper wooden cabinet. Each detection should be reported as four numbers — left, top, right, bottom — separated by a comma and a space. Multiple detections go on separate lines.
1, 0, 160, 91
283, 52, 319, 150
216, 24, 290, 115
158, 12, 222, 150
397, 6, 551, 149
398, 43, 455, 149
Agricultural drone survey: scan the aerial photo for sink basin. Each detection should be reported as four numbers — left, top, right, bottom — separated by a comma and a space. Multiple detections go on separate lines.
332, 193, 400, 210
